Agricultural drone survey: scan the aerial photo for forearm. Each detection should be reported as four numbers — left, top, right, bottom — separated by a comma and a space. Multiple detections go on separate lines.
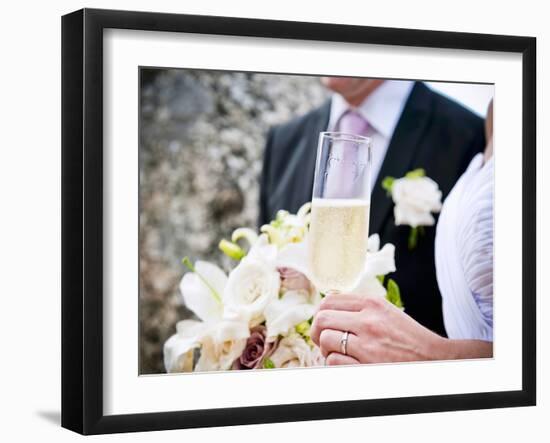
432, 336, 493, 360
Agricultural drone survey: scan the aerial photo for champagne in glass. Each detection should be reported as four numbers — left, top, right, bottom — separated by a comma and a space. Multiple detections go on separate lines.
308, 132, 372, 293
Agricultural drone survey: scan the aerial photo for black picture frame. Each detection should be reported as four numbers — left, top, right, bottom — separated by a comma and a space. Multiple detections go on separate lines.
61, 8, 537, 435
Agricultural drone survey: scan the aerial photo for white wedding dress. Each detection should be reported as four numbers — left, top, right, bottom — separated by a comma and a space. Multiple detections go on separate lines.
435, 153, 494, 341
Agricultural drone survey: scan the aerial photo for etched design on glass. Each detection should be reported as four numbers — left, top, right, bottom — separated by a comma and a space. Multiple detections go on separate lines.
325, 153, 366, 182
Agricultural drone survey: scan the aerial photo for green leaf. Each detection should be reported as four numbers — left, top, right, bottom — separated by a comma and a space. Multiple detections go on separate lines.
181, 256, 222, 304
405, 168, 426, 179
263, 358, 275, 369
408, 226, 418, 250
386, 278, 404, 309
381, 176, 395, 195
218, 239, 245, 260
376, 275, 385, 285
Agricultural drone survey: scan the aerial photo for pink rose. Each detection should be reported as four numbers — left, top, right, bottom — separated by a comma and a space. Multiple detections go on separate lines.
233, 325, 276, 369
278, 267, 312, 292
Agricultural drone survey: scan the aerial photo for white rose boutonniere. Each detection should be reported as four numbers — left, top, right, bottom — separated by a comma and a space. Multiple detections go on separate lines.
382, 168, 443, 249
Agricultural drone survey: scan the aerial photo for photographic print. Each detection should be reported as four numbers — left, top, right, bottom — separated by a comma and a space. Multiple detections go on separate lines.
138, 68, 495, 375
62, 9, 535, 433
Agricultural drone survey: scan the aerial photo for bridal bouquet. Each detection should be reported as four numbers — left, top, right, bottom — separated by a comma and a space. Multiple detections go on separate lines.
164, 203, 402, 373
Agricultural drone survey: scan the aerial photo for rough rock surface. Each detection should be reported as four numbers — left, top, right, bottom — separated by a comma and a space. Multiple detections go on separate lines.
139, 68, 328, 373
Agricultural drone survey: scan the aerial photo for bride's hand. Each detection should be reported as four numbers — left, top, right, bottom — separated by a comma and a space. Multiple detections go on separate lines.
310, 293, 448, 365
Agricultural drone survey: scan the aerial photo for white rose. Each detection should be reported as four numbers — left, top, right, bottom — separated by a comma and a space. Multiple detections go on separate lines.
391, 176, 442, 227
244, 233, 278, 266
310, 345, 325, 367
195, 313, 250, 372
269, 334, 321, 368
224, 237, 280, 326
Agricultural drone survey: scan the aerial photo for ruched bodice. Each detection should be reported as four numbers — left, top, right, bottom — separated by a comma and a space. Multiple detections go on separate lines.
435, 154, 494, 341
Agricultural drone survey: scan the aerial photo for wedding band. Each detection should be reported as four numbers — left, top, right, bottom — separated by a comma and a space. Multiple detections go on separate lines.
340, 331, 349, 355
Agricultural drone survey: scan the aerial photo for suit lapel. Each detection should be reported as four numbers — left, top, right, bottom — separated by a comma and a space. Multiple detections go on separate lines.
370, 82, 434, 235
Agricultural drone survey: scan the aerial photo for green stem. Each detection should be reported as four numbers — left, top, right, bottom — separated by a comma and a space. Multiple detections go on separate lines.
408, 227, 418, 250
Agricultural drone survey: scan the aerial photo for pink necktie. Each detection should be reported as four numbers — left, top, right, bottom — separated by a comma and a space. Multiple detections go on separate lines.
323, 110, 369, 198
337, 110, 370, 184
337, 109, 369, 136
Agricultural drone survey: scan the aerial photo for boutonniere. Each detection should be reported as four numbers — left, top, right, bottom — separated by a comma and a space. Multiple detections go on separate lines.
382, 169, 443, 250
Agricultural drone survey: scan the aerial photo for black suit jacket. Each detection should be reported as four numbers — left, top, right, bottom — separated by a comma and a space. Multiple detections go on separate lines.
259, 82, 485, 336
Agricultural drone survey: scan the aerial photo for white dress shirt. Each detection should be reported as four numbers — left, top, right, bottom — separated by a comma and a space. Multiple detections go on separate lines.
327, 80, 414, 188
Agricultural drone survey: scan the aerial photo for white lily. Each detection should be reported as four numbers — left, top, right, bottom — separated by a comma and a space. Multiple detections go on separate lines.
264, 290, 319, 338
260, 203, 312, 248
353, 234, 396, 297
165, 260, 233, 373
163, 320, 209, 372
179, 260, 226, 323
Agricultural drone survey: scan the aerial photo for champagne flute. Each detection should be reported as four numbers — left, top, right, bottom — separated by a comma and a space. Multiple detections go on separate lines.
308, 132, 372, 294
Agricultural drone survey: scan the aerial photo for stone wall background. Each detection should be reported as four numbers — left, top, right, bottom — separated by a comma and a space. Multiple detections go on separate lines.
139, 68, 329, 373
